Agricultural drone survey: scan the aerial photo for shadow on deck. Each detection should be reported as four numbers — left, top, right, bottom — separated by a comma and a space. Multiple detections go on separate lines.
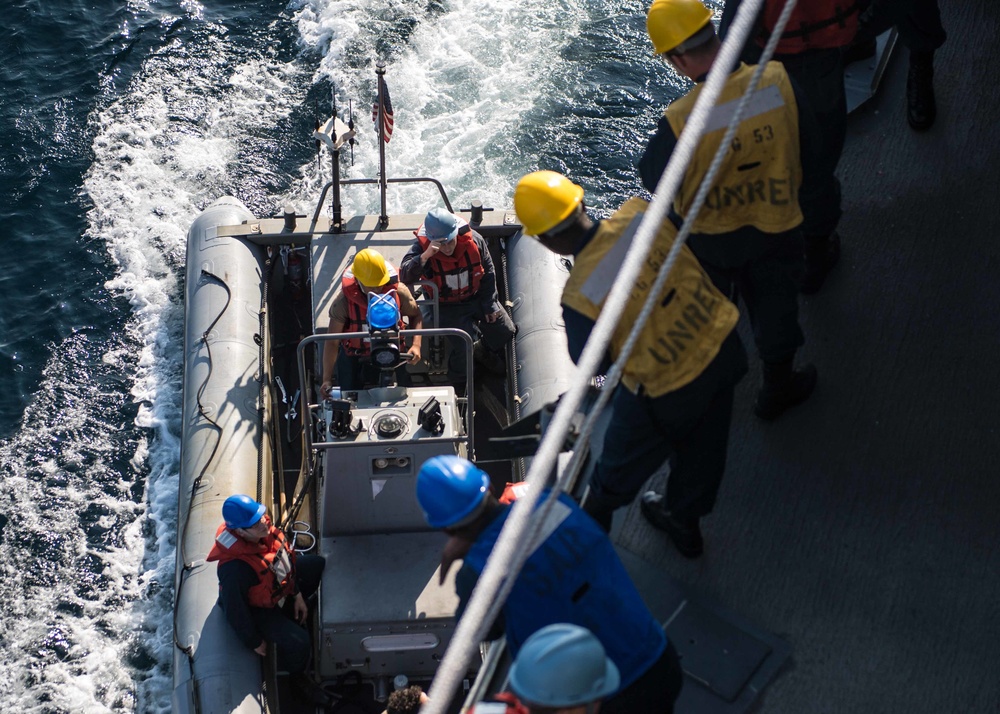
616, 3, 1000, 712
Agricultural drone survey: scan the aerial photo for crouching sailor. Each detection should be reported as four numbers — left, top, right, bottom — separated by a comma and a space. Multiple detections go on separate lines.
400, 207, 516, 378
416, 456, 684, 714
207, 495, 327, 699
513, 171, 748, 558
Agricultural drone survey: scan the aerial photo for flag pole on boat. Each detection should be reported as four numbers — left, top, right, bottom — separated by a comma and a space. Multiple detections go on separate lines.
375, 62, 390, 228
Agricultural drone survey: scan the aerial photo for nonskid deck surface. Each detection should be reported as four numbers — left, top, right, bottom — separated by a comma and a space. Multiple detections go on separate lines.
309, 210, 520, 333
614, 3, 1000, 713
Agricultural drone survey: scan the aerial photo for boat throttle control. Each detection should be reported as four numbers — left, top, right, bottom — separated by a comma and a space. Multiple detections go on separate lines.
367, 293, 409, 387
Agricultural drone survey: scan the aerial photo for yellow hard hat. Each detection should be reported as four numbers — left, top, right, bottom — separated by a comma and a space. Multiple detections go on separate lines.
352, 248, 390, 287
646, 0, 713, 55
513, 171, 585, 237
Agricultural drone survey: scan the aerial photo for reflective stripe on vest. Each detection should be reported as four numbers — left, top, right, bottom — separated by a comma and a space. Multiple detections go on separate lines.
470, 705, 508, 714
463, 492, 666, 691
415, 227, 485, 302
759, 0, 860, 53
561, 198, 739, 397
469, 693, 529, 714
666, 62, 803, 235
206, 518, 297, 608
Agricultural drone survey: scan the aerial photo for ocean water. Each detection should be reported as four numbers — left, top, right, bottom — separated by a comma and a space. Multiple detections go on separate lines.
0, 0, 714, 711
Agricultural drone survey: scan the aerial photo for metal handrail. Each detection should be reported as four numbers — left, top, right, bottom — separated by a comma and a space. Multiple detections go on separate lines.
412, 280, 440, 332
295, 327, 476, 463
310, 177, 454, 232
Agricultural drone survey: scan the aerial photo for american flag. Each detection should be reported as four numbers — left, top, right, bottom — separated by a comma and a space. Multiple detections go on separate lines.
371, 75, 394, 144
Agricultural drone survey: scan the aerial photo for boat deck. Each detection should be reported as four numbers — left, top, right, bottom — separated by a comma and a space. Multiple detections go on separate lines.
309, 210, 521, 332
617, 3, 1000, 712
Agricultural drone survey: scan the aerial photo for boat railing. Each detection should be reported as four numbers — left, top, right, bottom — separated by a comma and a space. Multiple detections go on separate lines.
310, 177, 454, 233
295, 327, 475, 458
461, 639, 511, 710
412, 279, 440, 333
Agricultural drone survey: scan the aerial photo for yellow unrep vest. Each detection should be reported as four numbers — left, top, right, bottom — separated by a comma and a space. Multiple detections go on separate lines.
561, 198, 739, 397
666, 62, 803, 235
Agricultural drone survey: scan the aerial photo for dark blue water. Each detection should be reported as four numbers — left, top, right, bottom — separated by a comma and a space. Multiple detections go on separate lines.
0, 0, 706, 710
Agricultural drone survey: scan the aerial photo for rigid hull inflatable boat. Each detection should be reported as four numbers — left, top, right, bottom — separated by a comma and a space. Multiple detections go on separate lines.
171, 97, 576, 713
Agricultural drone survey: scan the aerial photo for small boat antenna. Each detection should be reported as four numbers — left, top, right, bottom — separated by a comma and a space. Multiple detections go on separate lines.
314, 112, 322, 185
348, 98, 355, 166
330, 88, 344, 233
312, 87, 357, 234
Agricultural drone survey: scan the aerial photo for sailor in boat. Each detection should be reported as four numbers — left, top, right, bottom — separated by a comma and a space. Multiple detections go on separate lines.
319, 246, 423, 395
512, 170, 746, 558
400, 207, 515, 378
720, 0, 852, 294
415, 455, 684, 713
205, 495, 328, 704
469, 623, 621, 714
638, 0, 819, 421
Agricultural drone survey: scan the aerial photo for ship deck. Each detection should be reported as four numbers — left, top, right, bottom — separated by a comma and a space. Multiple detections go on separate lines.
615, 2, 1000, 712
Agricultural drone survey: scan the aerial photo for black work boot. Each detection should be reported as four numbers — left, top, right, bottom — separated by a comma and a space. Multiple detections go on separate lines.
907, 50, 936, 131
473, 340, 507, 376
290, 673, 332, 705
800, 232, 841, 295
640, 492, 703, 558
754, 359, 817, 421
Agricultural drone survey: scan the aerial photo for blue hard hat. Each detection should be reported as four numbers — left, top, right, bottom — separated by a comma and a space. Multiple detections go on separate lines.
222, 494, 266, 529
424, 207, 460, 242
416, 455, 491, 528
508, 624, 621, 707
368, 292, 400, 330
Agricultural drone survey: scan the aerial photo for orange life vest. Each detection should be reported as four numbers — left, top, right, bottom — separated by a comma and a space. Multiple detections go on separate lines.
414, 224, 485, 303
341, 269, 402, 356
499, 482, 528, 505
758, 0, 860, 53
206, 516, 297, 608
469, 693, 530, 714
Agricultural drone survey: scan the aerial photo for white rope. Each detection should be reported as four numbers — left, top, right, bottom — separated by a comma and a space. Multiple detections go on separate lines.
423, 1, 799, 711
571, 0, 801, 480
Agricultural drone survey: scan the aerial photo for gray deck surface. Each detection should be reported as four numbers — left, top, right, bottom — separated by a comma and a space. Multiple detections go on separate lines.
615, 3, 1000, 713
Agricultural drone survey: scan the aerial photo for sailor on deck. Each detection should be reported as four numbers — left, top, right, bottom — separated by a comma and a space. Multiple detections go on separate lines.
855, 0, 947, 131
400, 207, 515, 378
470, 624, 622, 714
206, 495, 327, 697
416, 455, 684, 713
320, 247, 423, 394
638, 0, 819, 420
512, 170, 747, 558
720, 0, 851, 293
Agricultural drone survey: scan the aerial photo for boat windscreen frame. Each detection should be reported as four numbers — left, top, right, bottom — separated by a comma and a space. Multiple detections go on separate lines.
295, 327, 475, 454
